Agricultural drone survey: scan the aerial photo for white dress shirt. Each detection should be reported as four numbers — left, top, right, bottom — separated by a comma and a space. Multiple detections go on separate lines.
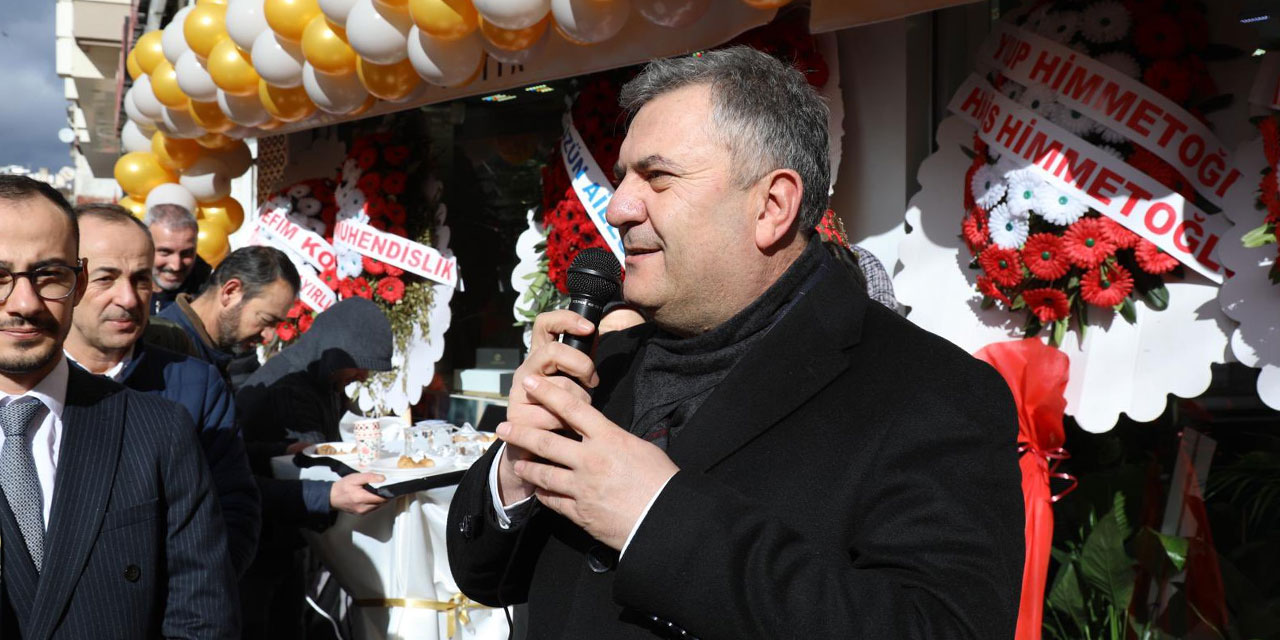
64, 346, 133, 383
0, 356, 69, 528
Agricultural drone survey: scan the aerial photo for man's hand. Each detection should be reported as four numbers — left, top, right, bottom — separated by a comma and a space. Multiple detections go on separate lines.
330, 473, 388, 515
498, 310, 599, 505
497, 374, 679, 550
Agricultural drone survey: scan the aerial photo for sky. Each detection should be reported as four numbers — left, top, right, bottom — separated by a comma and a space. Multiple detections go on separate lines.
0, 0, 73, 171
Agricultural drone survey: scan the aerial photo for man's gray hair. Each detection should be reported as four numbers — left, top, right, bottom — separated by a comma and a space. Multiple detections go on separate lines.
145, 203, 198, 233
619, 45, 830, 232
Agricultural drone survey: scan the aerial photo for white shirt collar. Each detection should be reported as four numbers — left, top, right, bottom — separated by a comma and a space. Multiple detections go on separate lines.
3, 354, 69, 419
63, 345, 134, 383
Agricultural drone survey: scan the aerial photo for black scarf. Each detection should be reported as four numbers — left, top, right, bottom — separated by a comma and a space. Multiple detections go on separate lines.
629, 236, 825, 448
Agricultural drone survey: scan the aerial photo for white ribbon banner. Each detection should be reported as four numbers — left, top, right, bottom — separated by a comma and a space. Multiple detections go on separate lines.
950, 74, 1227, 283
560, 114, 626, 265
246, 226, 336, 313
332, 219, 458, 289
255, 207, 338, 272
978, 23, 1242, 210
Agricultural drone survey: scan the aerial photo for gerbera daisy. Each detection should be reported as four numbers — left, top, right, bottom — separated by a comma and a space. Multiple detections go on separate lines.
275, 322, 297, 343
970, 164, 1008, 208
1143, 59, 1192, 103
1023, 288, 1070, 323
1134, 15, 1185, 59
376, 276, 405, 303
1020, 86, 1060, 117
287, 184, 312, 199
1004, 170, 1048, 215
989, 203, 1031, 249
1050, 107, 1097, 136
1037, 187, 1089, 225
1134, 239, 1180, 274
1098, 217, 1140, 249
297, 313, 314, 334
1000, 79, 1026, 102
979, 246, 1025, 287
1022, 233, 1072, 280
1096, 52, 1141, 79
1037, 10, 1081, 44
1080, 262, 1134, 307
1096, 124, 1127, 144
962, 208, 991, 252
976, 275, 1012, 306
1063, 217, 1117, 267
1080, 1, 1130, 44
362, 255, 385, 275
351, 277, 373, 300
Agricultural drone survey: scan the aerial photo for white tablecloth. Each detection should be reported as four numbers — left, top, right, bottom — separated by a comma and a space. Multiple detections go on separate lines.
272, 456, 509, 640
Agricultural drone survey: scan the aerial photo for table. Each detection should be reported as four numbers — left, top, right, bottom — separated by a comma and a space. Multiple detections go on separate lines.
272, 456, 510, 640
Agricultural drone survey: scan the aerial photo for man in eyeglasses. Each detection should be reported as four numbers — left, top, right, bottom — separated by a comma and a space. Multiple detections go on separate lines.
0, 175, 237, 637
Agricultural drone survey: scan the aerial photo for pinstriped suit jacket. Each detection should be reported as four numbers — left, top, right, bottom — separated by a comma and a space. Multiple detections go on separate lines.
0, 366, 238, 639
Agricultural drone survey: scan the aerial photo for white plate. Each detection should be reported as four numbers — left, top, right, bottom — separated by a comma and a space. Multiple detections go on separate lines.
302, 442, 359, 462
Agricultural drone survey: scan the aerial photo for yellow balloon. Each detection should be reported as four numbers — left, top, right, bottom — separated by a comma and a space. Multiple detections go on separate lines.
409, 0, 477, 41
126, 49, 143, 81
195, 131, 237, 150
150, 60, 189, 109
199, 196, 246, 233
133, 31, 167, 75
301, 16, 357, 75
356, 57, 420, 101
198, 0, 229, 5
479, 14, 548, 52
151, 131, 203, 172
188, 99, 235, 133
208, 38, 261, 95
348, 95, 377, 116
114, 151, 178, 198
265, 0, 321, 41
185, 3, 229, 59
374, 0, 409, 8
196, 219, 231, 265
119, 196, 147, 220
259, 80, 316, 122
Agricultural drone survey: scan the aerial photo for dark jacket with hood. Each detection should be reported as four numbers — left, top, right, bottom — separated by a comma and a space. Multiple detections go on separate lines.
236, 298, 393, 528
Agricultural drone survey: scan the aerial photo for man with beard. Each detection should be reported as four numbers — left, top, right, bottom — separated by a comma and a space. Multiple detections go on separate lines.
63, 204, 260, 577
146, 204, 212, 315
0, 175, 237, 637
157, 245, 299, 388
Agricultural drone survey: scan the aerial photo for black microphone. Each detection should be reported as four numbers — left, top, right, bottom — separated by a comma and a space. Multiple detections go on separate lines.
560, 248, 622, 354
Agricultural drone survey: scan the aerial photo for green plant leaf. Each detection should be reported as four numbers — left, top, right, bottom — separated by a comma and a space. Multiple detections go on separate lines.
1046, 562, 1088, 624
1052, 318, 1067, 347
1079, 496, 1135, 611
1142, 285, 1169, 311
1241, 224, 1278, 248
1116, 298, 1137, 324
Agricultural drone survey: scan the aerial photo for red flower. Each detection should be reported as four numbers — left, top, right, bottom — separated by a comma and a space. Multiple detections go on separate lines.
1063, 218, 1116, 268
286, 299, 305, 320
1128, 148, 1194, 198
297, 313, 314, 334
979, 247, 1024, 288
364, 194, 388, 220
976, 275, 1011, 306
1099, 217, 1140, 249
357, 172, 382, 194
1143, 59, 1192, 103
962, 208, 990, 253
338, 278, 356, 299
369, 218, 388, 231
351, 277, 373, 300
388, 225, 407, 237
383, 145, 410, 166
383, 264, 404, 277
1021, 233, 1071, 280
1134, 15, 1185, 59
385, 201, 407, 225
376, 276, 405, 303
276, 322, 298, 342
320, 267, 340, 291
1023, 288, 1070, 324
357, 147, 379, 170
362, 255, 385, 275
1134, 239, 1180, 274
383, 171, 407, 195
1081, 262, 1135, 307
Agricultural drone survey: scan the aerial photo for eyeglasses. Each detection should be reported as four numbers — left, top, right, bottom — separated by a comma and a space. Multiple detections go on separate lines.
0, 261, 84, 303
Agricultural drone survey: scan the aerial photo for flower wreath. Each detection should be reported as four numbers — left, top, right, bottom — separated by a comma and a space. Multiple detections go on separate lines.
961, 0, 1228, 345
1246, 115, 1280, 284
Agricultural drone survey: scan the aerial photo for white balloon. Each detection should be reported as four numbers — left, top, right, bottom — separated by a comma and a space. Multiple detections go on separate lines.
132, 75, 166, 121
162, 7, 194, 64
634, 0, 710, 28
318, 0, 360, 28
226, 0, 270, 51
180, 156, 233, 202
175, 50, 219, 102
160, 106, 207, 139
473, 0, 550, 31
208, 143, 254, 177
407, 27, 483, 87
302, 63, 370, 114
124, 88, 158, 128
120, 120, 153, 153
482, 25, 547, 65
345, 0, 411, 64
145, 182, 198, 213
552, 0, 630, 44
251, 30, 306, 88
217, 89, 272, 127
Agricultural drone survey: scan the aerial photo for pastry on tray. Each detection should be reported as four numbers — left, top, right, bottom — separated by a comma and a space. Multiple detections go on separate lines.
315, 444, 351, 455
397, 453, 436, 469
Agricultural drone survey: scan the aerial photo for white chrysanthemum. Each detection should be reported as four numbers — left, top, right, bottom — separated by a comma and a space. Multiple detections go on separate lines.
301, 218, 326, 235
1097, 52, 1140, 79
1000, 78, 1027, 102
336, 248, 363, 279
1023, 4, 1052, 30
1096, 124, 1127, 144
1095, 144, 1125, 160
266, 195, 291, 213
296, 196, 322, 217
1050, 106, 1098, 136
1080, 1, 1130, 44
287, 184, 312, 199
988, 203, 1031, 249
1036, 187, 1088, 225
341, 158, 362, 181
1037, 10, 1081, 44
1004, 169, 1048, 215
970, 164, 1008, 208
1020, 85, 1059, 116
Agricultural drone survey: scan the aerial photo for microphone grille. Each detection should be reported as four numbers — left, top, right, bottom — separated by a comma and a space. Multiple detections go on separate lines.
566, 248, 622, 301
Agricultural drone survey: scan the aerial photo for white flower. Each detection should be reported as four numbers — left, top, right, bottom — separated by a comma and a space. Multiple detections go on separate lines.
988, 203, 1031, 249
1036, 187, 1088, 225
1004, 169, 1048, 215
1097, 52, 1140, 79
341, 158, 362, 182
297, 197, 322, 217
1023, 4, 1052, 31
287, 184, 312, 199
1095, 144, 1124, 160
301, 218, 326, 235
336, 248, 363, 279
1037, 10, 1080, 44
1080, 1, 1130, 44
1000, 78, 1026, 102
1096, 124, 1127, 144
1020, 85, 1060, 117
1050, 106, 1098, 136
266, 195, 291, 212
337, 187, 366, 211
970, 164, 1008, 209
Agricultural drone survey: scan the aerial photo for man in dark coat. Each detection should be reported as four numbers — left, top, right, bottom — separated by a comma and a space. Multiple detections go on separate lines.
64, 204, 261, 577
235, 297, 396, 639
145, 203, 212, 315
446, 47, 1025, 639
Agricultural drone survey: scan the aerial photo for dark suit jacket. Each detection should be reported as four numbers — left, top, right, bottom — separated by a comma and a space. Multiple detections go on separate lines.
447, 254, 1025, 639
0, 366, 239, 639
